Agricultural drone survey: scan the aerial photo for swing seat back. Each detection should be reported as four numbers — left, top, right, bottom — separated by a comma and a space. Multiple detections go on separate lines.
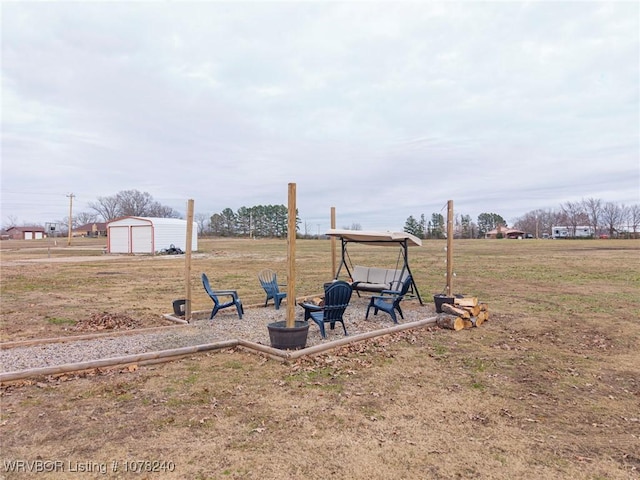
350, 265, 408, 293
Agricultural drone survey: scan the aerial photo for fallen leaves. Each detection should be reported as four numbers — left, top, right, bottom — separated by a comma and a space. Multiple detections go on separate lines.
72, 312, 143, 332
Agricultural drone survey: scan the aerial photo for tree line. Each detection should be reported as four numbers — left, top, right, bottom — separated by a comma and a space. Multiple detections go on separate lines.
403, 212, 506, 239
2, 189, 296, 238
3, 190, 638, 240
403, 198, 640, 239
207, 205, 295, 238
513, 199, 639, 238
83, 191, 294, 238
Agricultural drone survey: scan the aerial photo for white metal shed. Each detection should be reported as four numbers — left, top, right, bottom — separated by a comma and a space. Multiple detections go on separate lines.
106, 217, 198, 254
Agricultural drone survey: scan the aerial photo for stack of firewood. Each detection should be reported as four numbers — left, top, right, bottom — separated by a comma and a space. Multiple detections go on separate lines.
436, 296, 489, 331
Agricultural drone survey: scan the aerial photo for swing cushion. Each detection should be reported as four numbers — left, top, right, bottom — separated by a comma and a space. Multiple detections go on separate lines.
351, 266, 408, 293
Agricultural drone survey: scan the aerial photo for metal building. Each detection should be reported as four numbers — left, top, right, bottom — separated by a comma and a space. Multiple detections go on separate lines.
107, 217, 197, 254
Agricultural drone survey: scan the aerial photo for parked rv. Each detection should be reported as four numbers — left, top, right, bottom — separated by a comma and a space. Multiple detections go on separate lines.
551, 226, 594, 239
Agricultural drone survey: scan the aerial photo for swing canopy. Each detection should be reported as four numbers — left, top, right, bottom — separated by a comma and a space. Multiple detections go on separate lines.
325, 229, 422, 247
326, 229, 423, 304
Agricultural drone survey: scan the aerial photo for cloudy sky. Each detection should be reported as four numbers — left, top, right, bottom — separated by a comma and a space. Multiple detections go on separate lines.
2, 1, 638, 231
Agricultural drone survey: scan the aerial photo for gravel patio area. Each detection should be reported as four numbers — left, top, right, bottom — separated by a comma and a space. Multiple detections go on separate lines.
1, 298, 437, 374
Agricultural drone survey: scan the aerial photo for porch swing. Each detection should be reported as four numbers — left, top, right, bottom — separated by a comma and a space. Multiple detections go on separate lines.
326, 229, 424, 305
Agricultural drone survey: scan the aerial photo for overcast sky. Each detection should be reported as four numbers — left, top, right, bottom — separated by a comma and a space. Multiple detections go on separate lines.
2, 1, 638, 231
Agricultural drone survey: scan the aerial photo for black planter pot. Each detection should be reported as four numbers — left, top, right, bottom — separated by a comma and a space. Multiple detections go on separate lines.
433, 294, 455, 313
172, 299, 186, 316
267, 321, 310, 350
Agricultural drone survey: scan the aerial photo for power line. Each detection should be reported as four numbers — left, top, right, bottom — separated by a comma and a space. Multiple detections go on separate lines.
1, 191, 69, 197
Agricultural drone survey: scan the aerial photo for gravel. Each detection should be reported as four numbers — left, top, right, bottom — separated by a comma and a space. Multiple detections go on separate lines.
0, 298, 437, 374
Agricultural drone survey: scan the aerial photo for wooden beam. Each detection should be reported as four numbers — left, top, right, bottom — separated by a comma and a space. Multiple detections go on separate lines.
446, 200, 454, 296
331, 206, 337, 278
185, 199, 195, 322
286, 183, 297, 328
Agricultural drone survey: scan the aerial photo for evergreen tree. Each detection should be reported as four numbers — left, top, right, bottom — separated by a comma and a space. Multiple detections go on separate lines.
403, 215, 422, 238
477, 213, 506, 237
430, 213, 445, 239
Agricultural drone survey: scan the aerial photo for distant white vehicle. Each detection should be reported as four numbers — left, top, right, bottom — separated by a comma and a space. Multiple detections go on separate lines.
552, 226, 594, 239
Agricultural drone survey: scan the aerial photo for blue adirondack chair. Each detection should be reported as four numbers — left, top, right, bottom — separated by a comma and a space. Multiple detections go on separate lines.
301, 281, 353, 339
365, 275, 413, 324
201, 273, 244, 320
258, 269, 287, 310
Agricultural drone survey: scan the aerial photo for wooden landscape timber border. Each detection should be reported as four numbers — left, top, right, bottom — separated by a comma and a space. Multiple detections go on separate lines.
0, 316, 438, 383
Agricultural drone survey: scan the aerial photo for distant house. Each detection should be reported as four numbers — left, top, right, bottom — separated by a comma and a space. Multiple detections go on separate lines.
485, 226, 526, 239
5, 226, 46, 240
72, 222, 108, 237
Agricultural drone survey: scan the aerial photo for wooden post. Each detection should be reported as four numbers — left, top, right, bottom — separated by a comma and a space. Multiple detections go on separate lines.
286, 183, 297, 328
185, 199, 195, 322
446, 200, 454, 297
331, 207, 337, 278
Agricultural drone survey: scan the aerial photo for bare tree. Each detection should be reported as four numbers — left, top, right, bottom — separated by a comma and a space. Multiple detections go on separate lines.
560, 201, 588, 236
513, 210, 542, 237
116, 190, 154, 217
629, 204, 640, 237
89, 195, 121, 221
74, 211, 99, 227
88, 190, 179, 221
618, 204, 630, 236
195, 213, 210, 235
582, 197, 602, 236
146, 202, 181, 218
601, 202, 624, 237
2, 215, 18, 230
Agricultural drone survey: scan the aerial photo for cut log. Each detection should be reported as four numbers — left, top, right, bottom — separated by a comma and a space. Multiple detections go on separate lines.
476, 310, 488, 325
441, 303, 471, 319
436, 315, 465, 331
455, 297, 478, 308
463, 318, 474, 329
461, 305, 481, 317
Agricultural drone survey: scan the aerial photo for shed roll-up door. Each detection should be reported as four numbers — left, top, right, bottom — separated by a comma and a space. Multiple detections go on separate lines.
109, 226, 130, 253
131, 226, 153, 253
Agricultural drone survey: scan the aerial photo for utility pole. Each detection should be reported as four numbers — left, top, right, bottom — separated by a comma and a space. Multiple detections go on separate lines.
67, 193, 75, 246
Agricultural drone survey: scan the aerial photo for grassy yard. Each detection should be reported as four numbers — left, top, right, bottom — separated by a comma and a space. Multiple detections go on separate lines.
1, 238, 639, 479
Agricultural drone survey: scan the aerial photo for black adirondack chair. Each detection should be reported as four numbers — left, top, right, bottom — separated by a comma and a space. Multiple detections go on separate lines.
201, 273, 244, 320
258, 269, 287, 310
365, 275, 413, 324
301, 281, 353, 339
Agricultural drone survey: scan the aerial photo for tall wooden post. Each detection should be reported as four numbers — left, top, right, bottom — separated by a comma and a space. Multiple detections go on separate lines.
286, 183, 297, 328
331, 207, 337, 278
185, 199, 195, 322
446, 200, 454, 297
